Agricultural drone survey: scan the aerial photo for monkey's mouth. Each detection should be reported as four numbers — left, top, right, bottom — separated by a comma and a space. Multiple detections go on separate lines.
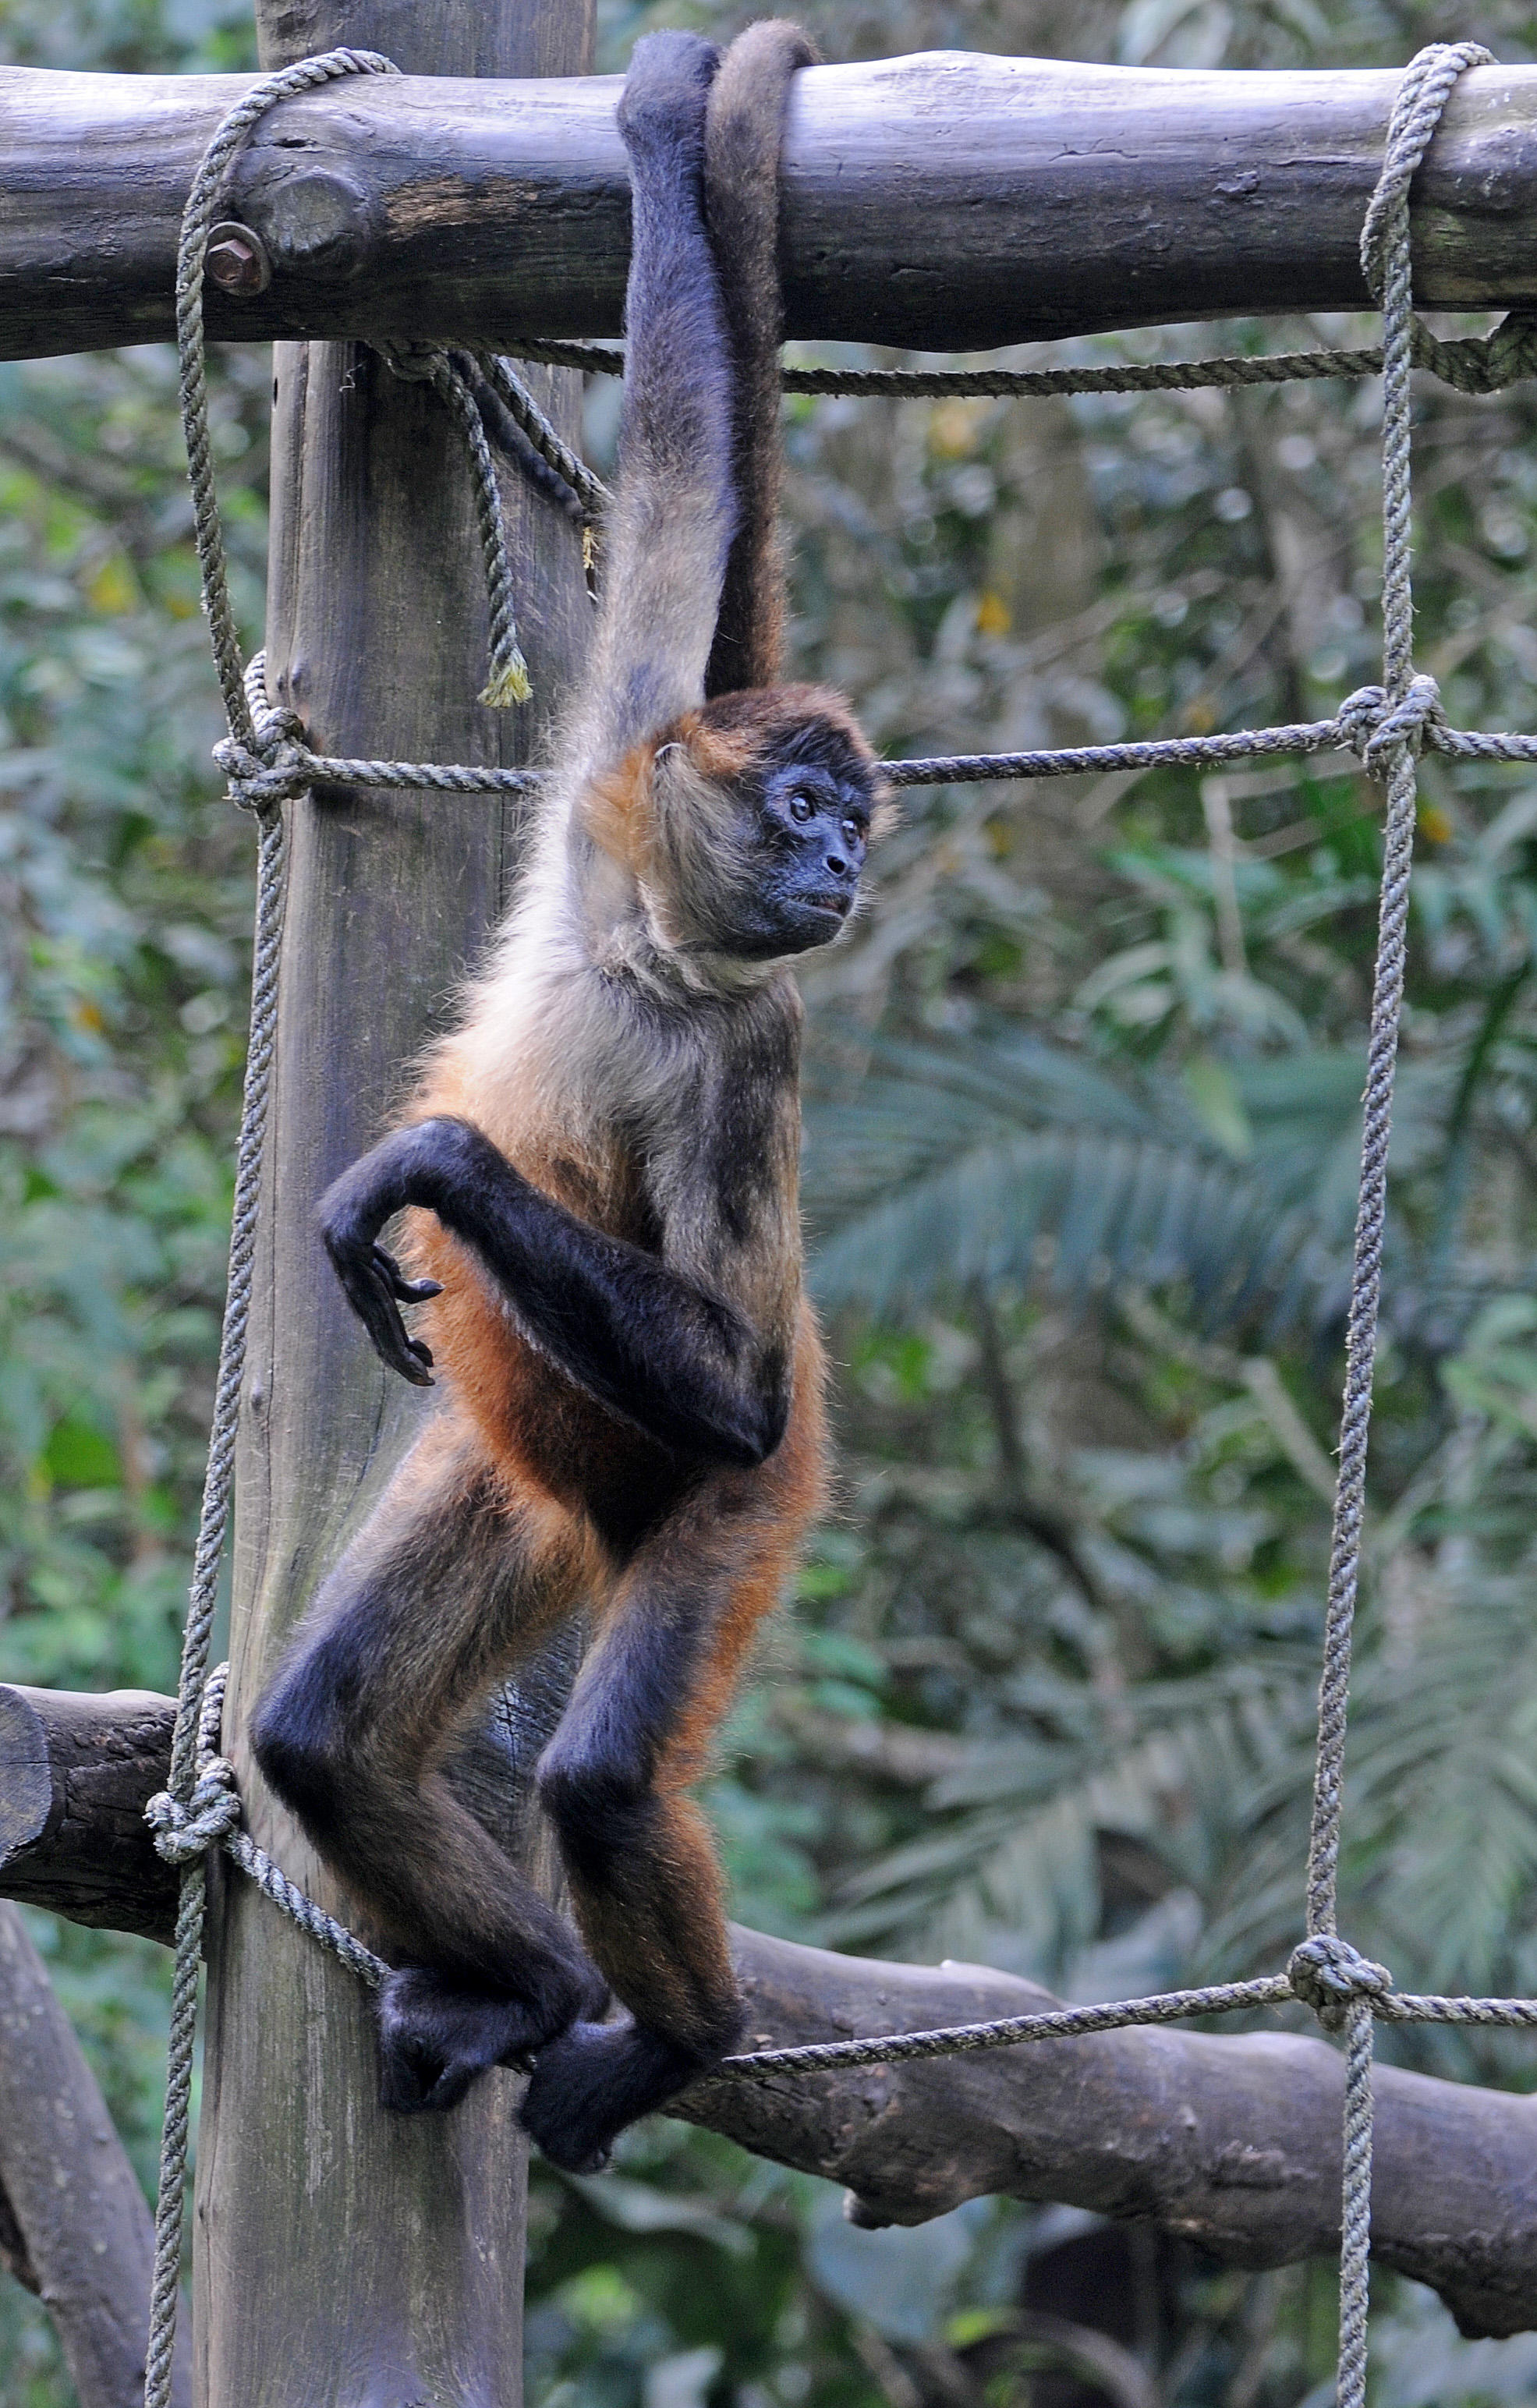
802, 891, 853, 921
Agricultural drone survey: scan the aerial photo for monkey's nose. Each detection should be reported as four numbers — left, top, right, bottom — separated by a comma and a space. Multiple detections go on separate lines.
826, 851, 848, 876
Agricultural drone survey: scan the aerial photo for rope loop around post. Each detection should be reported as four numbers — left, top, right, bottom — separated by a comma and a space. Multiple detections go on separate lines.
1358, 41, 1493, 306
212, 660, 311, 811
145, 1759, 243, 1865
175, 47, 401, 747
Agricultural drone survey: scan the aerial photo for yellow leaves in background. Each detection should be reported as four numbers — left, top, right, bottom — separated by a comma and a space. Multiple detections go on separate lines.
928, 398, 991, 459
84, 548, 139, 615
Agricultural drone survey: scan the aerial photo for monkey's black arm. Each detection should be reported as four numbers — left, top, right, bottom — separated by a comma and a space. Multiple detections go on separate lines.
577, 32, 738, 770
320, 1117, 788, 1468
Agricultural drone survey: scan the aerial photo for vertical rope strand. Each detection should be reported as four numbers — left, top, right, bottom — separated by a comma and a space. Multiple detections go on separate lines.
431, 357, 533, 706
143, 795, 287, 2408
1336, 2003, 1377, 2408
1304, 743, 1417, 1941
1303, 46, 1488, 2408
1304, 37, 1487, 1945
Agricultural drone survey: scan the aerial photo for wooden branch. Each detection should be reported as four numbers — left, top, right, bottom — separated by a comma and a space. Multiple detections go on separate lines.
0, 1684, 177, 1942
3, 1687, 1534, 2346
5, 56, 1537, 362
0, 1902, 190, 2408
688, 1932, 1537, 2346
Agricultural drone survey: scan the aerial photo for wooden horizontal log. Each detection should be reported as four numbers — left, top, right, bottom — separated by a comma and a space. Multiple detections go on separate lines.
4, 1685, 1533, 2340
0, 1684, 178, 1941
0, 1678, 545, 1946
689, 1932, 1537, 2346
5, 57, 1537, 362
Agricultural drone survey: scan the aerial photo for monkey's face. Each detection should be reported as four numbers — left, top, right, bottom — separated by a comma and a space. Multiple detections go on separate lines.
637, 692, 888, 972
735, 745, 876, 957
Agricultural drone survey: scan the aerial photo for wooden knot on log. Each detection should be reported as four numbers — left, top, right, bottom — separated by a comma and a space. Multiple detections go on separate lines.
1288, 1936, 1394, 2032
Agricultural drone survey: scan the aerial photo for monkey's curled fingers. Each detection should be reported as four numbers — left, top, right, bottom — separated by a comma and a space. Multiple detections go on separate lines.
374, 1243, 444, 1308
324, 1231, 441, 1386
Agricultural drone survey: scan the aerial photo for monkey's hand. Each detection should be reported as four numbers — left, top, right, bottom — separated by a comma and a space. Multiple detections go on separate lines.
324, 1227, 442, 1387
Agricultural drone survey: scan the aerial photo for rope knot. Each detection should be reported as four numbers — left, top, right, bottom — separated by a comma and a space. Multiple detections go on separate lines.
374, 338, 444, 384
1411, 310, 1537, 395
212, 704, 312, 813
1337, 675, 1444, 777
146, 1758, 243, 1866
1358, 43, 1494, 302
1482, 310, 1537, 388
1287, 1935, 1393, 2030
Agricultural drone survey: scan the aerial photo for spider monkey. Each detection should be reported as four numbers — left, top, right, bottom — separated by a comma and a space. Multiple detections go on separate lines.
250, 22, 887, 2174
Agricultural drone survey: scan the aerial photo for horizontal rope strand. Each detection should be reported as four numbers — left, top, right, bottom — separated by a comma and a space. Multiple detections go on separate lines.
503, 310, 1537, 402
217, 698, 1537, 805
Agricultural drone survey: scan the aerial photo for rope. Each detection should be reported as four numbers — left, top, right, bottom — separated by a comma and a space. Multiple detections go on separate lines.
374, 340, 533, 704
469, 350, 610, 526
175, 47, 398, 744
504, 307, 1537, 402
717, 1945, 1537, 2074
199, 682, 1537, 808
141, 661, 289, 2408
143, 41, 1537, 2408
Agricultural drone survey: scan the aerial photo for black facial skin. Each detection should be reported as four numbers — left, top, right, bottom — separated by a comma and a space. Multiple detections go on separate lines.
732, 742, 875, 959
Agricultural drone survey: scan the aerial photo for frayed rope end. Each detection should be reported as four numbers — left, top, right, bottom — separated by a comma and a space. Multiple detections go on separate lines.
480, 653, 533, 709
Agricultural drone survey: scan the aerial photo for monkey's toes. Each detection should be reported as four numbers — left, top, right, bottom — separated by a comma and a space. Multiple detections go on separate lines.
519, 2017, 704, 2172
375, 1967, 559, 2113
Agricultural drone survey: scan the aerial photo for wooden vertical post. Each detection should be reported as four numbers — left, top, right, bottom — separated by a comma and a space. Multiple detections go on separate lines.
194, 4, 593, 2400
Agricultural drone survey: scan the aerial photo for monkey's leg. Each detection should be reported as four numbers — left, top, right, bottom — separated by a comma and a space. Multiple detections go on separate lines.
250, 1418, 607, 2112
524, 1482, 792, 2171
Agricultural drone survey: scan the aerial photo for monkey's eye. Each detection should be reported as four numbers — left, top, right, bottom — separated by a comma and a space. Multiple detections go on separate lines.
788, 794, 814, 824
841, 817, 863, 845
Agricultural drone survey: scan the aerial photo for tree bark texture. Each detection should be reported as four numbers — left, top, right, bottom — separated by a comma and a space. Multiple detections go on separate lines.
0, 1901, 191, 2408
1, 1688, 1533, 2347
4, 55, 1537, 361
189, 4, 594, 2404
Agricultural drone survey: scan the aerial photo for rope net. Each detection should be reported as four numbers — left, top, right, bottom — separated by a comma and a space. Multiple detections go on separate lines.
139, 36, 1537, 2408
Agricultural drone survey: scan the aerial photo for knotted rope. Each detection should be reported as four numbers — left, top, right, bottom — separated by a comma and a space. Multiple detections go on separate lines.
142, 41, 1537, 2408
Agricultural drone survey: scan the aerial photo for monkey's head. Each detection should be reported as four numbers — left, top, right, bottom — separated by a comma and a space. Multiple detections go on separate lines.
588, 685, 891, 977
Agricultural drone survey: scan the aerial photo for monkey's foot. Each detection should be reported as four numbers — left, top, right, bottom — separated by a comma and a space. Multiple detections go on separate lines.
375, 1963, 609, 2115
518, 2017, 712, 2173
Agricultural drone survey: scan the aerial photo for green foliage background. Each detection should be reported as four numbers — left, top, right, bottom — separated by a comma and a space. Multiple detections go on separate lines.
9, 0, 1537, 2402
